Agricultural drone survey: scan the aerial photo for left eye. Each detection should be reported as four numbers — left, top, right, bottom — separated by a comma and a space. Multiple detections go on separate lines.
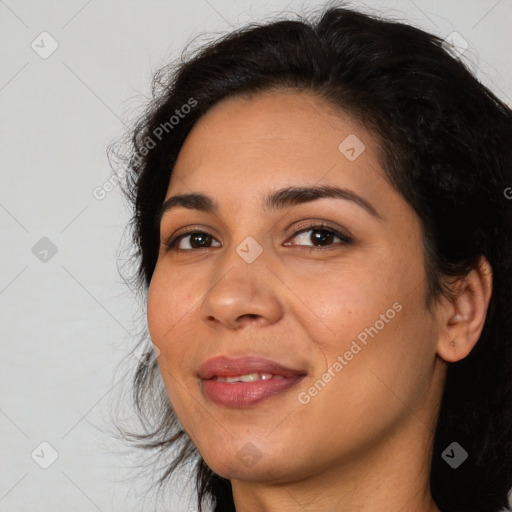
164, 224, 352, 251
286, 225, 352, 248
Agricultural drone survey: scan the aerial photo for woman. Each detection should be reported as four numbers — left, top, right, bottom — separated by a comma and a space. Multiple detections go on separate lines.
111, 3, 512, 511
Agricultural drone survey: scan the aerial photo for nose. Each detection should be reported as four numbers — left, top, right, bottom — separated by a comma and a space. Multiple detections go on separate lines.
199, 249, 284, 330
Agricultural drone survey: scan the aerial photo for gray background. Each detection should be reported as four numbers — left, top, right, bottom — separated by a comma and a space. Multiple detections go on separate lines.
1, 0, 511, 511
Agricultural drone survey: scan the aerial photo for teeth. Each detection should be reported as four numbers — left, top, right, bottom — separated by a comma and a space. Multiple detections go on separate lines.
215, 372, 281, 383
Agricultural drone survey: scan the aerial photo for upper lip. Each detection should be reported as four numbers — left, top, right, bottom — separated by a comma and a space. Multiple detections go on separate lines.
198, 355, 307, 379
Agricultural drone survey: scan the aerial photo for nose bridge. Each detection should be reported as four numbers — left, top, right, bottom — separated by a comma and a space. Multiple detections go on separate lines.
200, 233, 283, 328
213, 232, 266, 298
219, 199, 269, 267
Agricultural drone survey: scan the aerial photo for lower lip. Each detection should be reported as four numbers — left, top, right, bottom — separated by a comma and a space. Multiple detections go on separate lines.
201, 375, 306, 407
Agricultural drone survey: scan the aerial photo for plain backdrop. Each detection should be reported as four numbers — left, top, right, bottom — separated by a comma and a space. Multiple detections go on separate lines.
1, 1, 511, 511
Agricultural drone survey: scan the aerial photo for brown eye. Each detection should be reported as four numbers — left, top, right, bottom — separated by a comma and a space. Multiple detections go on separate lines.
284, 223, 353, 249
165, 231, 221, 251
164, 223, 352, 253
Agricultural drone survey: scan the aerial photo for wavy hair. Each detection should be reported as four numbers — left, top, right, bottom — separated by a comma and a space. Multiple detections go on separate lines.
109, 3, 512, 511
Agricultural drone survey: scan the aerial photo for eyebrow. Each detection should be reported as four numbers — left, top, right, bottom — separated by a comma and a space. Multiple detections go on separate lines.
157, 184, 382, 224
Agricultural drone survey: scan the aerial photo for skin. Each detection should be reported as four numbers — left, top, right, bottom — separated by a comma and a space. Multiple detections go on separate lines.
146, 89, 492, 512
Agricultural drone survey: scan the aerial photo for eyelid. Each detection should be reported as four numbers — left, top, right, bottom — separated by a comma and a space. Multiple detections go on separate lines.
162, 225, 218, 251
163, 220, 353, 251
287, 219, 353, 241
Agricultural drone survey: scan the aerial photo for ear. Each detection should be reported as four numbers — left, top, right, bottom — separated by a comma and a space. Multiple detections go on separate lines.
436, 256, 493, 363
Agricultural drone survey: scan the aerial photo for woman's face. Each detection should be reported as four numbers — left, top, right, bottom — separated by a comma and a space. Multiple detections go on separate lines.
147, 90, 445, 483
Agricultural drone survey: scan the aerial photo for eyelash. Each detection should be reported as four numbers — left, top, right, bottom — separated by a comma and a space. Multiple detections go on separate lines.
163, 222, 353, 253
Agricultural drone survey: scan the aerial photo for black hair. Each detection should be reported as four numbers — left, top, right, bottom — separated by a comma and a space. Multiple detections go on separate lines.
109, 2, 512, 511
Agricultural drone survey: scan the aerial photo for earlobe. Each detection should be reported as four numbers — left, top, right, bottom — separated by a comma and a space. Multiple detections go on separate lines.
436, 256, 492, 363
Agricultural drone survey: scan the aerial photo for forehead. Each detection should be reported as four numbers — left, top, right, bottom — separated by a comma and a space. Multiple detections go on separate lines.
169, 90, 387, 197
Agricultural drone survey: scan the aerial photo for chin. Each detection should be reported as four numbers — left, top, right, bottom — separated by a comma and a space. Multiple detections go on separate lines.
205, 444, 319, 485
199, 443, 280, 481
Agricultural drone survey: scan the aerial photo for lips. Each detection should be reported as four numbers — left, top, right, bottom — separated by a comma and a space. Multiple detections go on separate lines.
198, 355, 307, 408
197, 355, 307, 380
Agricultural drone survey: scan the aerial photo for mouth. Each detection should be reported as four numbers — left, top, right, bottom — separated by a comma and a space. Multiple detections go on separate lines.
198, 355, 307, 408
212, 372, 287, 382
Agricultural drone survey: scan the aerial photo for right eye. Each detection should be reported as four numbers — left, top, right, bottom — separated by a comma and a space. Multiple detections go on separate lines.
164, 230, 221, 251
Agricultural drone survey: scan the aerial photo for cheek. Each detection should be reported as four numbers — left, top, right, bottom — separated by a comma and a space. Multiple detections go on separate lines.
296, 250, 432, 399
146, 276, 165, 346
146, 271, 191, 407
283, 261, 394, 349
146, 265, 191, 346
146, 265, 204, 391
